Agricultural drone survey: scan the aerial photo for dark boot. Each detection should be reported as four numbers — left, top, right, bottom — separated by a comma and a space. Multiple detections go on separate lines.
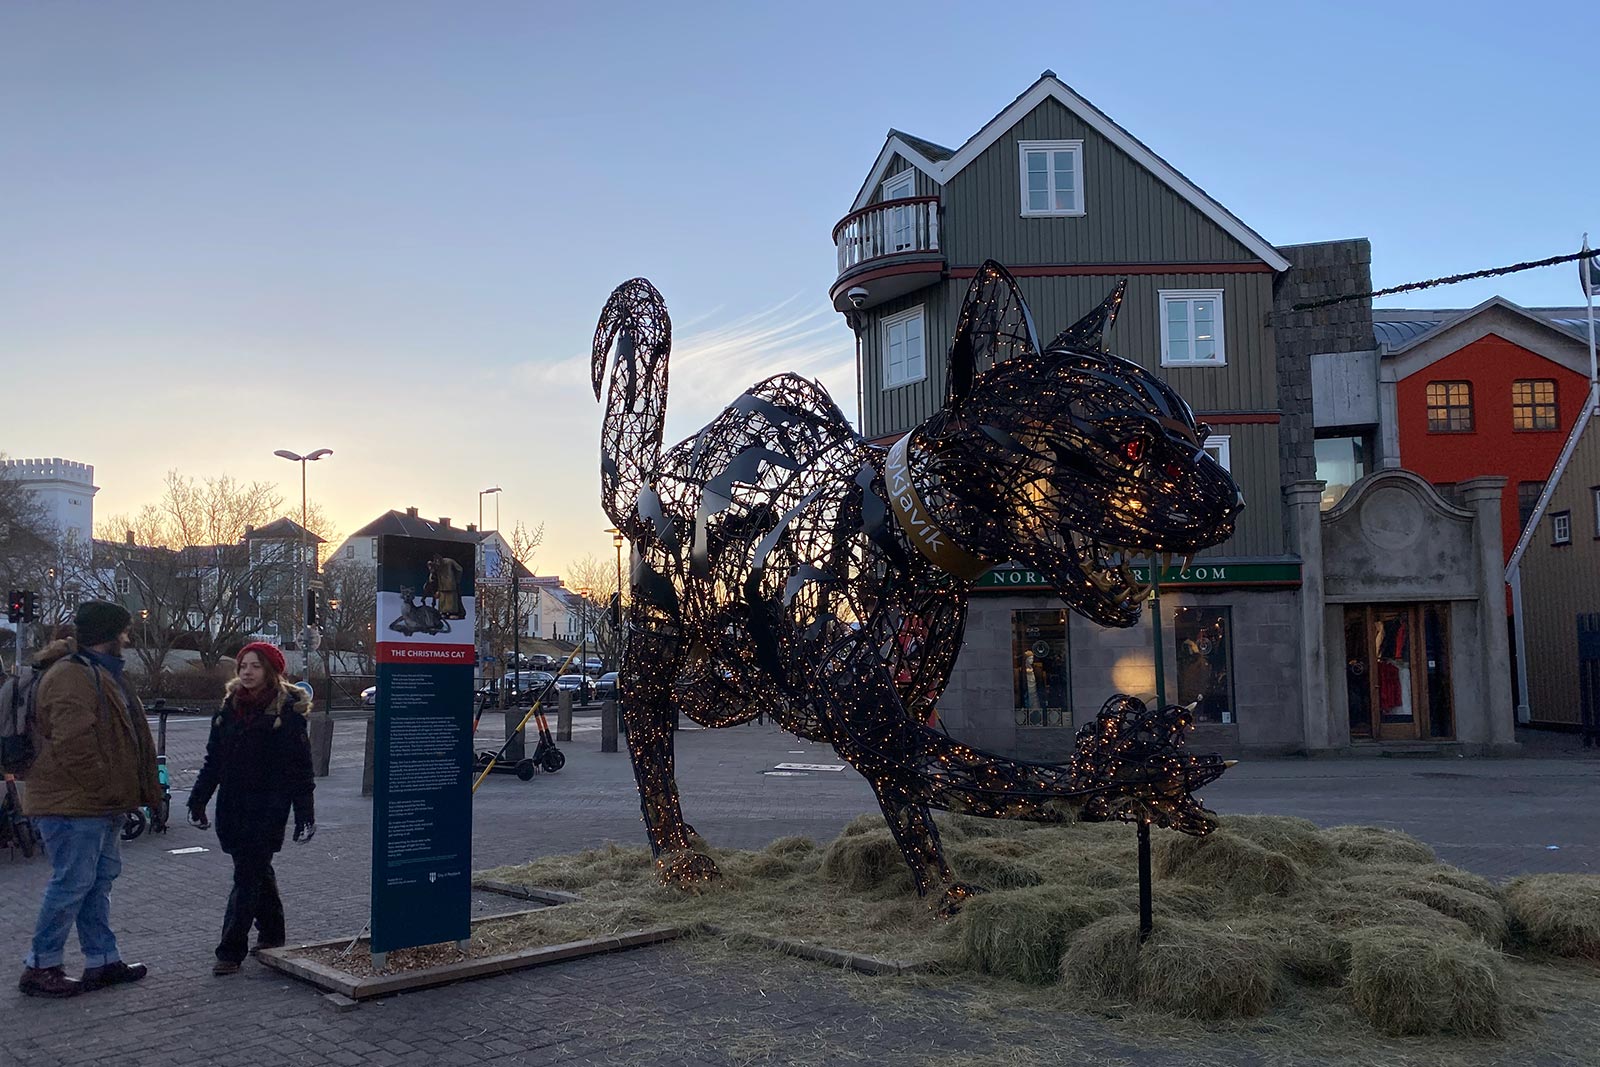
19, 966, 83, 999
80, 961, 148, 991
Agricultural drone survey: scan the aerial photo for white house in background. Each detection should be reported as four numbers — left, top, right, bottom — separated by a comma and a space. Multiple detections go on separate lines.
328, 507, 510, 576
2, 457, 97, 552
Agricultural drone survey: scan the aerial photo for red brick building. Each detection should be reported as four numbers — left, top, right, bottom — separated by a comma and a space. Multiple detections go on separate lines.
1380, 298, 1595, 569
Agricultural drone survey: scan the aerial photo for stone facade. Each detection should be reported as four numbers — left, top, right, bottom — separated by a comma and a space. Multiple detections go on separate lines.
1271, 240, 1377, 493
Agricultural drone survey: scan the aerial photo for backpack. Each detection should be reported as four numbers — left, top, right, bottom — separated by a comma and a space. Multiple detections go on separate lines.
0, 664, 43, 775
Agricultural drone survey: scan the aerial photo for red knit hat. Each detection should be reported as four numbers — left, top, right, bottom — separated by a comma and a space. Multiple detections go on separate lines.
238, 641, 287, 676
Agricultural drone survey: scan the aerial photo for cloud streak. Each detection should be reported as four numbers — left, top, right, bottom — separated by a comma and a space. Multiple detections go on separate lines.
512, 294, 858, 431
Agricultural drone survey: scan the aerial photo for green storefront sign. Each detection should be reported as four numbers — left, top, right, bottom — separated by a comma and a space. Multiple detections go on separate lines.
973, 561, 1301, 592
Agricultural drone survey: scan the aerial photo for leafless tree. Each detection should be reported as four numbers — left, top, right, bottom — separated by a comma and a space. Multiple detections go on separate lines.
565, 553, 626, 671
477, 521, 544, 668
0, 455, 58, 605
320, 557, 378, 672
86, 471, 300, 670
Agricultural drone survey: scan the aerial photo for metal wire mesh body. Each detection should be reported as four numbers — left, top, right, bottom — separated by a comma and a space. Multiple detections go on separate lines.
591, 262, 1242, 911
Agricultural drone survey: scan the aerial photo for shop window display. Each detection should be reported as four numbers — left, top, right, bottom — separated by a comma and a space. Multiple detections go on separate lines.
1011, 610, 1071, 726
1174, 607, 1235, 724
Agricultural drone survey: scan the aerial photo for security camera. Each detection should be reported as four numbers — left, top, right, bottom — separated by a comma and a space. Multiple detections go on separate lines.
847, 287, 869, 309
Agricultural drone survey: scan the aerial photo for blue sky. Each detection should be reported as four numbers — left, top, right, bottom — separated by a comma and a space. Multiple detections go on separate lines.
3, 1, 1596, 573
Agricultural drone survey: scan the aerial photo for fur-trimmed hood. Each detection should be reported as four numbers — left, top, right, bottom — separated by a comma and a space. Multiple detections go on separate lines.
222, 678, 309, 729
33, 637, 79, 669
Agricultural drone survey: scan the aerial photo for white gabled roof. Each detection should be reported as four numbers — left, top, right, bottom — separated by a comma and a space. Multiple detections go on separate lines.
849, 73, 1291, 273
849, 134, 948, 210
1507, 382, 1600, 573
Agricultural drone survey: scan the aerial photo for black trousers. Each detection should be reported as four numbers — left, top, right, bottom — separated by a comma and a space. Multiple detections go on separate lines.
217, 848, 285, 962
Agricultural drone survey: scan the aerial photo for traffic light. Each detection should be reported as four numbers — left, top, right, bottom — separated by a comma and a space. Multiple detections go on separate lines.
20, 591, 37, 622
6, 590, 21, 624
306, 588, 320, 627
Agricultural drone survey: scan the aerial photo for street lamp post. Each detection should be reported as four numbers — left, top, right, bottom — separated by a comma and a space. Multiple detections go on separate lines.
605, 528, 624, 670
273, 448, 333, 678
476, 487, 501, 692
478, 486, 502, 533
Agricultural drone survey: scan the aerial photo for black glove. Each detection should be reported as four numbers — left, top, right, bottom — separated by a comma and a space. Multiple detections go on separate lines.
188, 804, 210, 830
292, 792, 315, 843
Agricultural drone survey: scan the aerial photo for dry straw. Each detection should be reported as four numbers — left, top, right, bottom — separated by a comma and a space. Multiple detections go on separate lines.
479, 813, 1600, 1040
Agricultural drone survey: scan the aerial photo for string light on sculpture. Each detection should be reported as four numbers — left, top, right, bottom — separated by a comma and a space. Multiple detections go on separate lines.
592, 261, 1241, 914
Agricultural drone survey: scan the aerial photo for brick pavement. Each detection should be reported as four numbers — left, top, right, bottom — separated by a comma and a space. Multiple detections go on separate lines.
3, 720, 1599, 1066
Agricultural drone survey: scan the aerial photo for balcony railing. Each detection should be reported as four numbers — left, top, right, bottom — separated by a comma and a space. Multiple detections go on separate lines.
833, 196, 941, 276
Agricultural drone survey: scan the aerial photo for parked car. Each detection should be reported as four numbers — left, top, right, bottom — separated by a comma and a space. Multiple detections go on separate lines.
555, 674, 595, 702
582, 657, 604, 674
494, 671, 556, 704
362, 685, 376, 706
595, 672, 618, 700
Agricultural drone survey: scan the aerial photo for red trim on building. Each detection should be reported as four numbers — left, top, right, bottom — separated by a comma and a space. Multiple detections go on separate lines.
1198, 412, 1281, 425
948, 262, 1274, 278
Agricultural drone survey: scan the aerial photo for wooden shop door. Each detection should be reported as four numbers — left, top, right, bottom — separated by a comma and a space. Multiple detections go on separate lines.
1343, 603, 1454, 742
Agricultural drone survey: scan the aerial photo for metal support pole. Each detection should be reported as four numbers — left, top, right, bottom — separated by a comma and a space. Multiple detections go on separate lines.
300, 459, 311, 679
1149, 570, 1167, 710
1137, 820, 1153, 941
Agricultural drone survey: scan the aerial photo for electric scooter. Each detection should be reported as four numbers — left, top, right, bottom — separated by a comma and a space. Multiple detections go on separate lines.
122, 754, 170, 841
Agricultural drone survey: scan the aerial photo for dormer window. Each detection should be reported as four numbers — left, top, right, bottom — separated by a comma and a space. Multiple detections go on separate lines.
1018, 140, 1083, 216
882, 171, 918, 252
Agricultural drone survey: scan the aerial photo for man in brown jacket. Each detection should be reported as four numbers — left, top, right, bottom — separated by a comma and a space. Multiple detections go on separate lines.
18, 601, 160, 999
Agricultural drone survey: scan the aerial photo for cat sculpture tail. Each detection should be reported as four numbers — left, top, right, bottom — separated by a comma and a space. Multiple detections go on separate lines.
591, 278, 673, 541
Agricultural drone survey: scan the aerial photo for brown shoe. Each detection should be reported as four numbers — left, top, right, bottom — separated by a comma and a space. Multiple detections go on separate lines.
80, 961, 148, 991
213, 960, 242, 976
19, 966, 84, 999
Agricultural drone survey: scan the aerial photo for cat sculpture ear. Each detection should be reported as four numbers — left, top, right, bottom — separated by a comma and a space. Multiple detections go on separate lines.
1046, 279, 1127, 353
944, 260, 1040, 412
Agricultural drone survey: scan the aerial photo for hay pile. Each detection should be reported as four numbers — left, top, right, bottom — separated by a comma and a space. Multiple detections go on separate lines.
480, 813, 1600, 1039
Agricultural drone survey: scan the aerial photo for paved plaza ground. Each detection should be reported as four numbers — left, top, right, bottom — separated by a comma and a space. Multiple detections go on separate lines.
3, 715, 1599, 1066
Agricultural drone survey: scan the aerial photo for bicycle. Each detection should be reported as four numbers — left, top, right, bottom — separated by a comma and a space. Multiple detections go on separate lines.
2, 773, 41, 859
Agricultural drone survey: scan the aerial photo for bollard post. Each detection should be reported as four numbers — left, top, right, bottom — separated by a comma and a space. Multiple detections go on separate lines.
601, 698, 618, 753
157, 709, 168, 758
503, 707, 526, 762
361, 713, 376, 797
557, 690, 573, 742
309, 710, 334, 777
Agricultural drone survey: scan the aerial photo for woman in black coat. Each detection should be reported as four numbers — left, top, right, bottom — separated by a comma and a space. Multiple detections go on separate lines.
187, 642, 315, 975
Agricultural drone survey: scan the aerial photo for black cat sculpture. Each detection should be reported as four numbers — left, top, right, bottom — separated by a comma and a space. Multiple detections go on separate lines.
593, 261, 1243, 913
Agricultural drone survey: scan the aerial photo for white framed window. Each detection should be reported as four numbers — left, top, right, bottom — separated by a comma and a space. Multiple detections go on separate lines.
882, 305, 927, 388
345, 544, 354, 559
881, 171, 915, 201
882, 171, 918, 252
369, 540, 377, 558
1018, 140, 1084, 216
1552, 510, 1572, 545
116, 576, 130, 595
1202, 435, 1231, 472
1160, 290, 1226, 366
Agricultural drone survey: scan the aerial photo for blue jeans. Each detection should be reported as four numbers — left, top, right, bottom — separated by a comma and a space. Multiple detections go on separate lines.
26, 815, 124, 970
